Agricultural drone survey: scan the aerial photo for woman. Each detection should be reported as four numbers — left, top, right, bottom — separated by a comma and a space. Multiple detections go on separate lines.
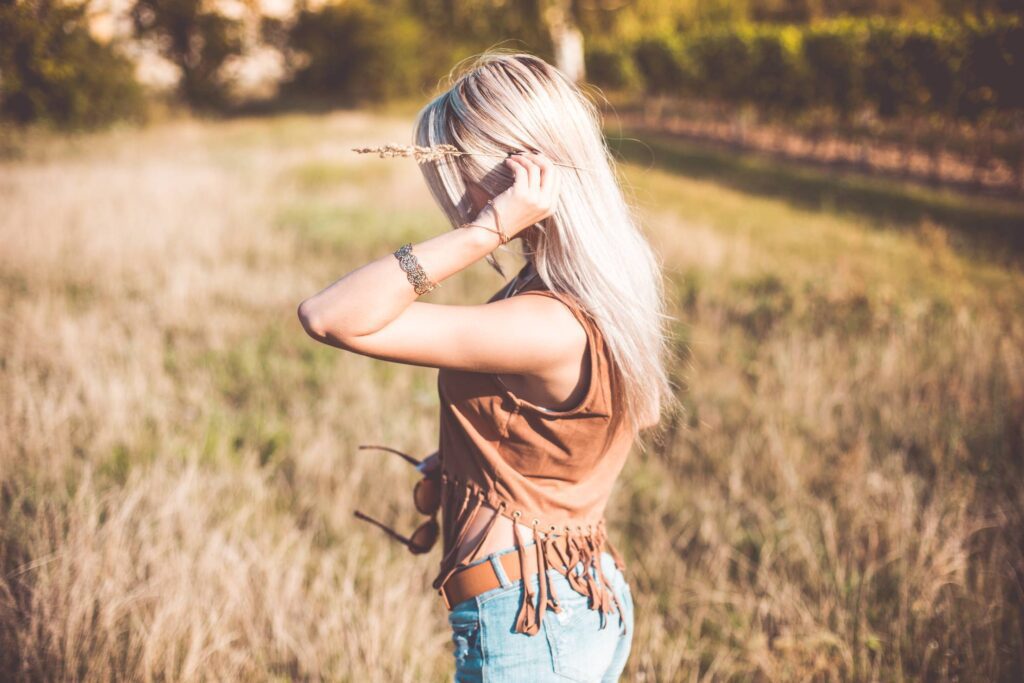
298, 50, 674, 682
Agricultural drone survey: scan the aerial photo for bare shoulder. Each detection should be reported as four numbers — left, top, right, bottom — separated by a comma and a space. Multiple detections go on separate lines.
493, 291, 588, 366
503, 290, 586, 329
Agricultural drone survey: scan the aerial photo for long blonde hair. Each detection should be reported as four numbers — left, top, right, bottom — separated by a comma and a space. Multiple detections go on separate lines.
413, 49, 677, 438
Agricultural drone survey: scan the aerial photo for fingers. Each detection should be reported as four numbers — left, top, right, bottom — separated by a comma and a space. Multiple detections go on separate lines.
505, 154, 528, 189
523, 152, 557, 207
524, 154, 541, 190
508, 152, 552, 194
506, 153, 539, 192
530, 152, 555, 199
500, 150, 561, 229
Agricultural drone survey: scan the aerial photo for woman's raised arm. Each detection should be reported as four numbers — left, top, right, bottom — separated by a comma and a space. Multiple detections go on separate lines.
296, 152, 578, 376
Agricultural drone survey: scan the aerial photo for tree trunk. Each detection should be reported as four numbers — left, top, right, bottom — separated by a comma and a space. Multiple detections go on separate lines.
543, 0, 585, 83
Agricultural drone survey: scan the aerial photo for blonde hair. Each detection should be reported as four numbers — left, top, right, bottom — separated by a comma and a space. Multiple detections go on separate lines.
413, 49, 678, 438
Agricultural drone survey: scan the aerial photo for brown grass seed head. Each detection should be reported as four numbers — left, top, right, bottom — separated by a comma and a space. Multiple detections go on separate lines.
351, 143, 588, 170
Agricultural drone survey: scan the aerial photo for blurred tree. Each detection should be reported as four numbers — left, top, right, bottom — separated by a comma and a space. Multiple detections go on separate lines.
282, 0, 427, 103
408, 0, 549, 55
940, 0, 1024, 16
584, 35, 642, 91
129, 0, 246, 108
0, 0, 144, 128
407, 0, 594, 82
543, 0, 585, 81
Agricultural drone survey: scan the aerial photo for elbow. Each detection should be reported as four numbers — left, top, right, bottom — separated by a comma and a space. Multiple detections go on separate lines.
297, 299, 356, 347
297, 299, 328, 341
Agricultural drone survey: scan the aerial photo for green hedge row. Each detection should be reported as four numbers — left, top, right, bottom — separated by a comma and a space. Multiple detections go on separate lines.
587, 17, 1024, 121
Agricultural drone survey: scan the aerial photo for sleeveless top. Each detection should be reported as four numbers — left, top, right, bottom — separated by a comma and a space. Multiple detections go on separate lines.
430, 265, 636, 636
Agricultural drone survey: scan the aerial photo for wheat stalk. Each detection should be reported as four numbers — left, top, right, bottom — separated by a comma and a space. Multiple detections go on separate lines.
352, 143, 589, 171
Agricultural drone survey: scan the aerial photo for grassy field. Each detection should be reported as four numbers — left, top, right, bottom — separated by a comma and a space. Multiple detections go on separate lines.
1, 110, 1022, 681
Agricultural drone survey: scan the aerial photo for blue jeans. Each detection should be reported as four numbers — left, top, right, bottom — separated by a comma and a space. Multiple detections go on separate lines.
446, 541, 634, 682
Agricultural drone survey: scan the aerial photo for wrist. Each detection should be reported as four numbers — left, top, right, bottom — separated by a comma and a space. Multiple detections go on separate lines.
473, 205, 498, 231
461, 208, 506, 250
481, 200, 518, 239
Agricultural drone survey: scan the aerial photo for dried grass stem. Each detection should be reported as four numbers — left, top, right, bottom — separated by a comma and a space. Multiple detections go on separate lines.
352, 143, 588, 171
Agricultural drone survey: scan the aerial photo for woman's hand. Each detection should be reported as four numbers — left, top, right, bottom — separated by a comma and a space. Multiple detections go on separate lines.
483, 151, 561, 239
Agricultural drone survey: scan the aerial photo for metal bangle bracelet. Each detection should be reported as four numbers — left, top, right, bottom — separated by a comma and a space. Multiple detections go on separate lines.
393, 243, 440, 295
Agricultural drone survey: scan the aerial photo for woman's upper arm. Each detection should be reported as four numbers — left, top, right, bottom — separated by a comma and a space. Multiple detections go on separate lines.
303, 295, 585, 375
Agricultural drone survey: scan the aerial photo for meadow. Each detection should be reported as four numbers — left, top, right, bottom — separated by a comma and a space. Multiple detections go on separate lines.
1, 110, 1022, 681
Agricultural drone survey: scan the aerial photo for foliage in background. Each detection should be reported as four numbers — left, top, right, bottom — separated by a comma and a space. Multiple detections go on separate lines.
276, 0, 562, 105
279, 1, 429, 104
608, 16, 1024, 121
0, 0, 145, 128
3, 0, 1024, 130
129, 0, 245, 108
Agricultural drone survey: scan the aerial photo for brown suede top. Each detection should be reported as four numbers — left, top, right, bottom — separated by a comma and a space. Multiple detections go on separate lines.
429, 264, 636, 636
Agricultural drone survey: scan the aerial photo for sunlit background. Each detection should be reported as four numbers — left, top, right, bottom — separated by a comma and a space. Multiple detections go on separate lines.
2, 1, 1023, 680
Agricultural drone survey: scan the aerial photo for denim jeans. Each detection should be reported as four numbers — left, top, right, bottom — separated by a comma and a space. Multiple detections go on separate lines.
446, 540, 634, 682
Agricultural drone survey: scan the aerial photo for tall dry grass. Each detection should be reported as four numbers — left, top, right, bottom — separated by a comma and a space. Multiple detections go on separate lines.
0, 112, 1022, 681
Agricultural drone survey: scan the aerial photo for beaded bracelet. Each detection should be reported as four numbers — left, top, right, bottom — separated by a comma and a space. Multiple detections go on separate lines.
393, 243, 440, 295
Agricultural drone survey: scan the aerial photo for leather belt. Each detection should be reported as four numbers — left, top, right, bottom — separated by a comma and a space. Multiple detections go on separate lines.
439, 546, 547, 610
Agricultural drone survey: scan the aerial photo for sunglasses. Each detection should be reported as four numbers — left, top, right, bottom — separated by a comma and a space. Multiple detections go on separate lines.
352, 444, 442, 555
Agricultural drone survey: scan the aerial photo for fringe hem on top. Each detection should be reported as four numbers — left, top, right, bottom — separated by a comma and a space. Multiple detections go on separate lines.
352, 468, 629, 636
428, 472, 628, 637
